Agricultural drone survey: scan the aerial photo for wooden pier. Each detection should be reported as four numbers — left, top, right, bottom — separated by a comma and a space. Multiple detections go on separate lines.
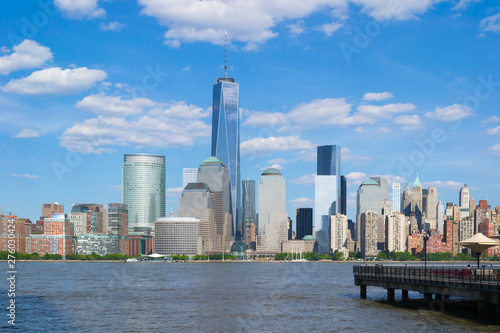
353, 265, 500, 312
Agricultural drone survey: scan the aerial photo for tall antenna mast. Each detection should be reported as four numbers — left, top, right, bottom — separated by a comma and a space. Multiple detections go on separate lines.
224, 30, 228, 78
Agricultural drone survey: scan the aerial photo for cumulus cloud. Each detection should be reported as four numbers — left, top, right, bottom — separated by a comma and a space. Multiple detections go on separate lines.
484, 115, 500, 124
362, 92, 393, 101
393, 114, 422, 130
452, 0, 481, 11
138, 0, 435, 48
487, 126, 500, 135
261, 163, 284, 171
241, 135, 314, 157
341, 147, 372, 163
166, 187, 184, 197
267, 157, 289, 165
59, 102, 210, 153
489, 144, 500, 157
55, 0, 105, 18
345, 172, 367, 183
422, 180, 466, 190
288, 98, 353, 126
76, 93, 156, 116
289, 197, 314, 207
0, 40, 53, 75
425, 104, 475, 122
289, 173, 316, 185
480, 13, 500, 33
13, 173, 39, 179
244, 111, 289, 128
100, 21, 126, 32
13, 128, 40, 138
2, 67, 107, 96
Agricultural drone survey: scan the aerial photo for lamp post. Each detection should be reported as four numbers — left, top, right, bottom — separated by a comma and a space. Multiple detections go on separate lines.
422, 232, 430, 271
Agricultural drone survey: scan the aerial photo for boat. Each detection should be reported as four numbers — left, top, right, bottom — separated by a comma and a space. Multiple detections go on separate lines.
125, 258, 140, 263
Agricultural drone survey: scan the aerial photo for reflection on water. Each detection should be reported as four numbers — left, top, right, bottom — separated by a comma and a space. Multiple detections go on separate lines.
2, 262, 499, 332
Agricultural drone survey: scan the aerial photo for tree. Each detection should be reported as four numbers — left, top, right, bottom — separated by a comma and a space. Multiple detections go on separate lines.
377, 252, 387, 261
319, 254, 333, 260
334, 252, 344, 261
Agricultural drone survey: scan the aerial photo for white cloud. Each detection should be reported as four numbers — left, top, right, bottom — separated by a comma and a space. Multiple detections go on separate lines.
241, 135, 314, 157
55, 0, 105, 18
487, 126, 500, 135
267, 157, 289, 165
345, 172, 367, 183
425, 104, 475, 122
489, 144, 500, 157
138, 0, 434, 48
76, 93, 156, 116
100, 21, 126, 32
393, 114, 422, 130
452, 0, 480, 11
370, 174, 406, 187
182, 66, 191, 72
480, 13, 500, 33
484, 115, 500, 124
362, 91, 393, 101
166, 187, 184, 196
288, 98, 353, 126
244, 111, 289, 128
289, 20, 305, 35
422, 180, 465, 191
2, 67, 107, 96
261, 163, 284, 171
341, 147, 372, 163
320, 22, 344, 36
0, 40, 53, 75
289, 173, 316, 185
59, 102, 210, 153
110, 185, 122, 192
289, 197, 314, 207
13, 128, 40, 138
13, 173, 39, 179
356, 103, 416, 120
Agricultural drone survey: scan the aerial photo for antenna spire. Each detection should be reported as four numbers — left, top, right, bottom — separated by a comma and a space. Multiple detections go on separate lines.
224, 30, 228, 78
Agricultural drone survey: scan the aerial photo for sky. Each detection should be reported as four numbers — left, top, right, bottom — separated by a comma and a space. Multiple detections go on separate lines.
1, 0, 500, 227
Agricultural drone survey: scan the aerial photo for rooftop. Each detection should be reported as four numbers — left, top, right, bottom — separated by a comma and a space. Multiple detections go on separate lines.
261, 168, 282, 176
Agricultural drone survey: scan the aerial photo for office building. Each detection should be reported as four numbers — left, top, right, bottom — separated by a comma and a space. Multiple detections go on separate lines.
340, 175, 347, 216
211, 44, 241, 240
257, 168, 288, 254
330, 214, 348, 257
411, 173, 423, 227
122, 154, 166, 230
436, 200, 444, 234
296, 208, 313, 240
315, 144, 341, 254
357, 180, 381, 216
402, 183, 412, 216
30, 214, 73, 257
177, 183, 218, 254
426, 187, 437, 223
197, 156, 232, 253
0, 215, 31, 254
242, 179, 256, 243
108, 203, 128, 254
359, 211, 378, 259
392, 183, 401, 214
76, 233, 120, 255
370, 176, 388, 201
460, 185, 470, 209
71, 203, 105, 233
183, 168, 198, 189
154, 217, 204, 256
42, 203, 64, 218
385, 212, 406, 253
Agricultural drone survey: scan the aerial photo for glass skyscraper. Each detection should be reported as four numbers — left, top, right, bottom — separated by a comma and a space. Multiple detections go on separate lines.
392, 182, 401, 214
211, 75, 241, 240
122, 154, 165, 230
315, 145, 341, 254
242, 179, 256, 231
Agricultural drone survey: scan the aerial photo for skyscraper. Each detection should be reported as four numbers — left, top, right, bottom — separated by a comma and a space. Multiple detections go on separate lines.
437, 200, 444, 233
403, 183, 412, 216
242, 179, 256, 243
356, 180, 381, 217
370, 176, 388, 201
122, 154, 166, 231
340, 175, 347, 216
197, 156, 232, 253
359, 211, 378, 259
411, 172, 423, 226
296, 208, 313, 240
211, 35, 241, 240
460, 184, 470, 209
426, 187, 438, 226
315, 144, 341, 254
392, 183, 401, 214
257, 168, 287, 254
182, 168, 198, 189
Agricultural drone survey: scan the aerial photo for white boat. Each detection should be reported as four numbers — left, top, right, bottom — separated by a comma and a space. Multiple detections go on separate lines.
125, 258, 140, 263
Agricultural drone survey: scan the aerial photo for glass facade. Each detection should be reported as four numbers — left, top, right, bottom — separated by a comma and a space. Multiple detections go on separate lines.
242, 179, 256, 229
212, 77, 240, 239
154, 217, 203, 256
356, 180, 382, 217
296, 208, 313, 240
315, 145, 341, 254
122, 154, 166, 228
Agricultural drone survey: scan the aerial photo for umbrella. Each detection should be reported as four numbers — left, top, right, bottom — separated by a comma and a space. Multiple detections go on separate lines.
457, 233, 499, 268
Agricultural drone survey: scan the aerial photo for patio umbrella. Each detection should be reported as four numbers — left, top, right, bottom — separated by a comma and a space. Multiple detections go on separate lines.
457, 233, 499, 268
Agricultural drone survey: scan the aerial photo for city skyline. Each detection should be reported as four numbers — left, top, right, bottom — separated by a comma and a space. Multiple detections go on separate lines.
1, 1, 500, 225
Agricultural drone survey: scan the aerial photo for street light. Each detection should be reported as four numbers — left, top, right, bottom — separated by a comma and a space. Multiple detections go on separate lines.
422, 232, 430, 271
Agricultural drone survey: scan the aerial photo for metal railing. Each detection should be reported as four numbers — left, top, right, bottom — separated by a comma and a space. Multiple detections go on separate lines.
353, 265, 500, 290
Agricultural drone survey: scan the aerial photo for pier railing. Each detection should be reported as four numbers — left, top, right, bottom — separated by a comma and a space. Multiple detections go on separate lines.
353, 265, 500, 290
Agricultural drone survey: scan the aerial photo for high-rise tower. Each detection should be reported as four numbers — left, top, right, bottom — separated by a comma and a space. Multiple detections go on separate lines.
122, 154, 166, 231
392, 183, 401, 214
211, 32, 241, 240
315, 144, 341, 254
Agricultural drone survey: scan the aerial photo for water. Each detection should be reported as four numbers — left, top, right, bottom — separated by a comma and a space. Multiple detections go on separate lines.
2, 262, 500, 332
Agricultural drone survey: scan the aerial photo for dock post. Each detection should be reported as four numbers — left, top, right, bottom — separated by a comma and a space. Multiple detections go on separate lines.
402, 290, 409, 302
387, 288, 395, 302
360, 285, 367, 299
424, 293, 432, 304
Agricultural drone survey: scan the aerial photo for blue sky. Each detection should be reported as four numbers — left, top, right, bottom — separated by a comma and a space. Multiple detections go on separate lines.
1, 0, 500, 226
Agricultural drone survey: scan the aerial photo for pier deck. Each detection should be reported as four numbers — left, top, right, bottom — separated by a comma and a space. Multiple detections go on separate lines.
353, 265, 500, 311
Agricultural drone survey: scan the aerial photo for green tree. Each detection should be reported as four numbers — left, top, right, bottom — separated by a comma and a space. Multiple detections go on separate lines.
319, 254, 333, 260
334, 252, 344, 261
377, 252, 387, 261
